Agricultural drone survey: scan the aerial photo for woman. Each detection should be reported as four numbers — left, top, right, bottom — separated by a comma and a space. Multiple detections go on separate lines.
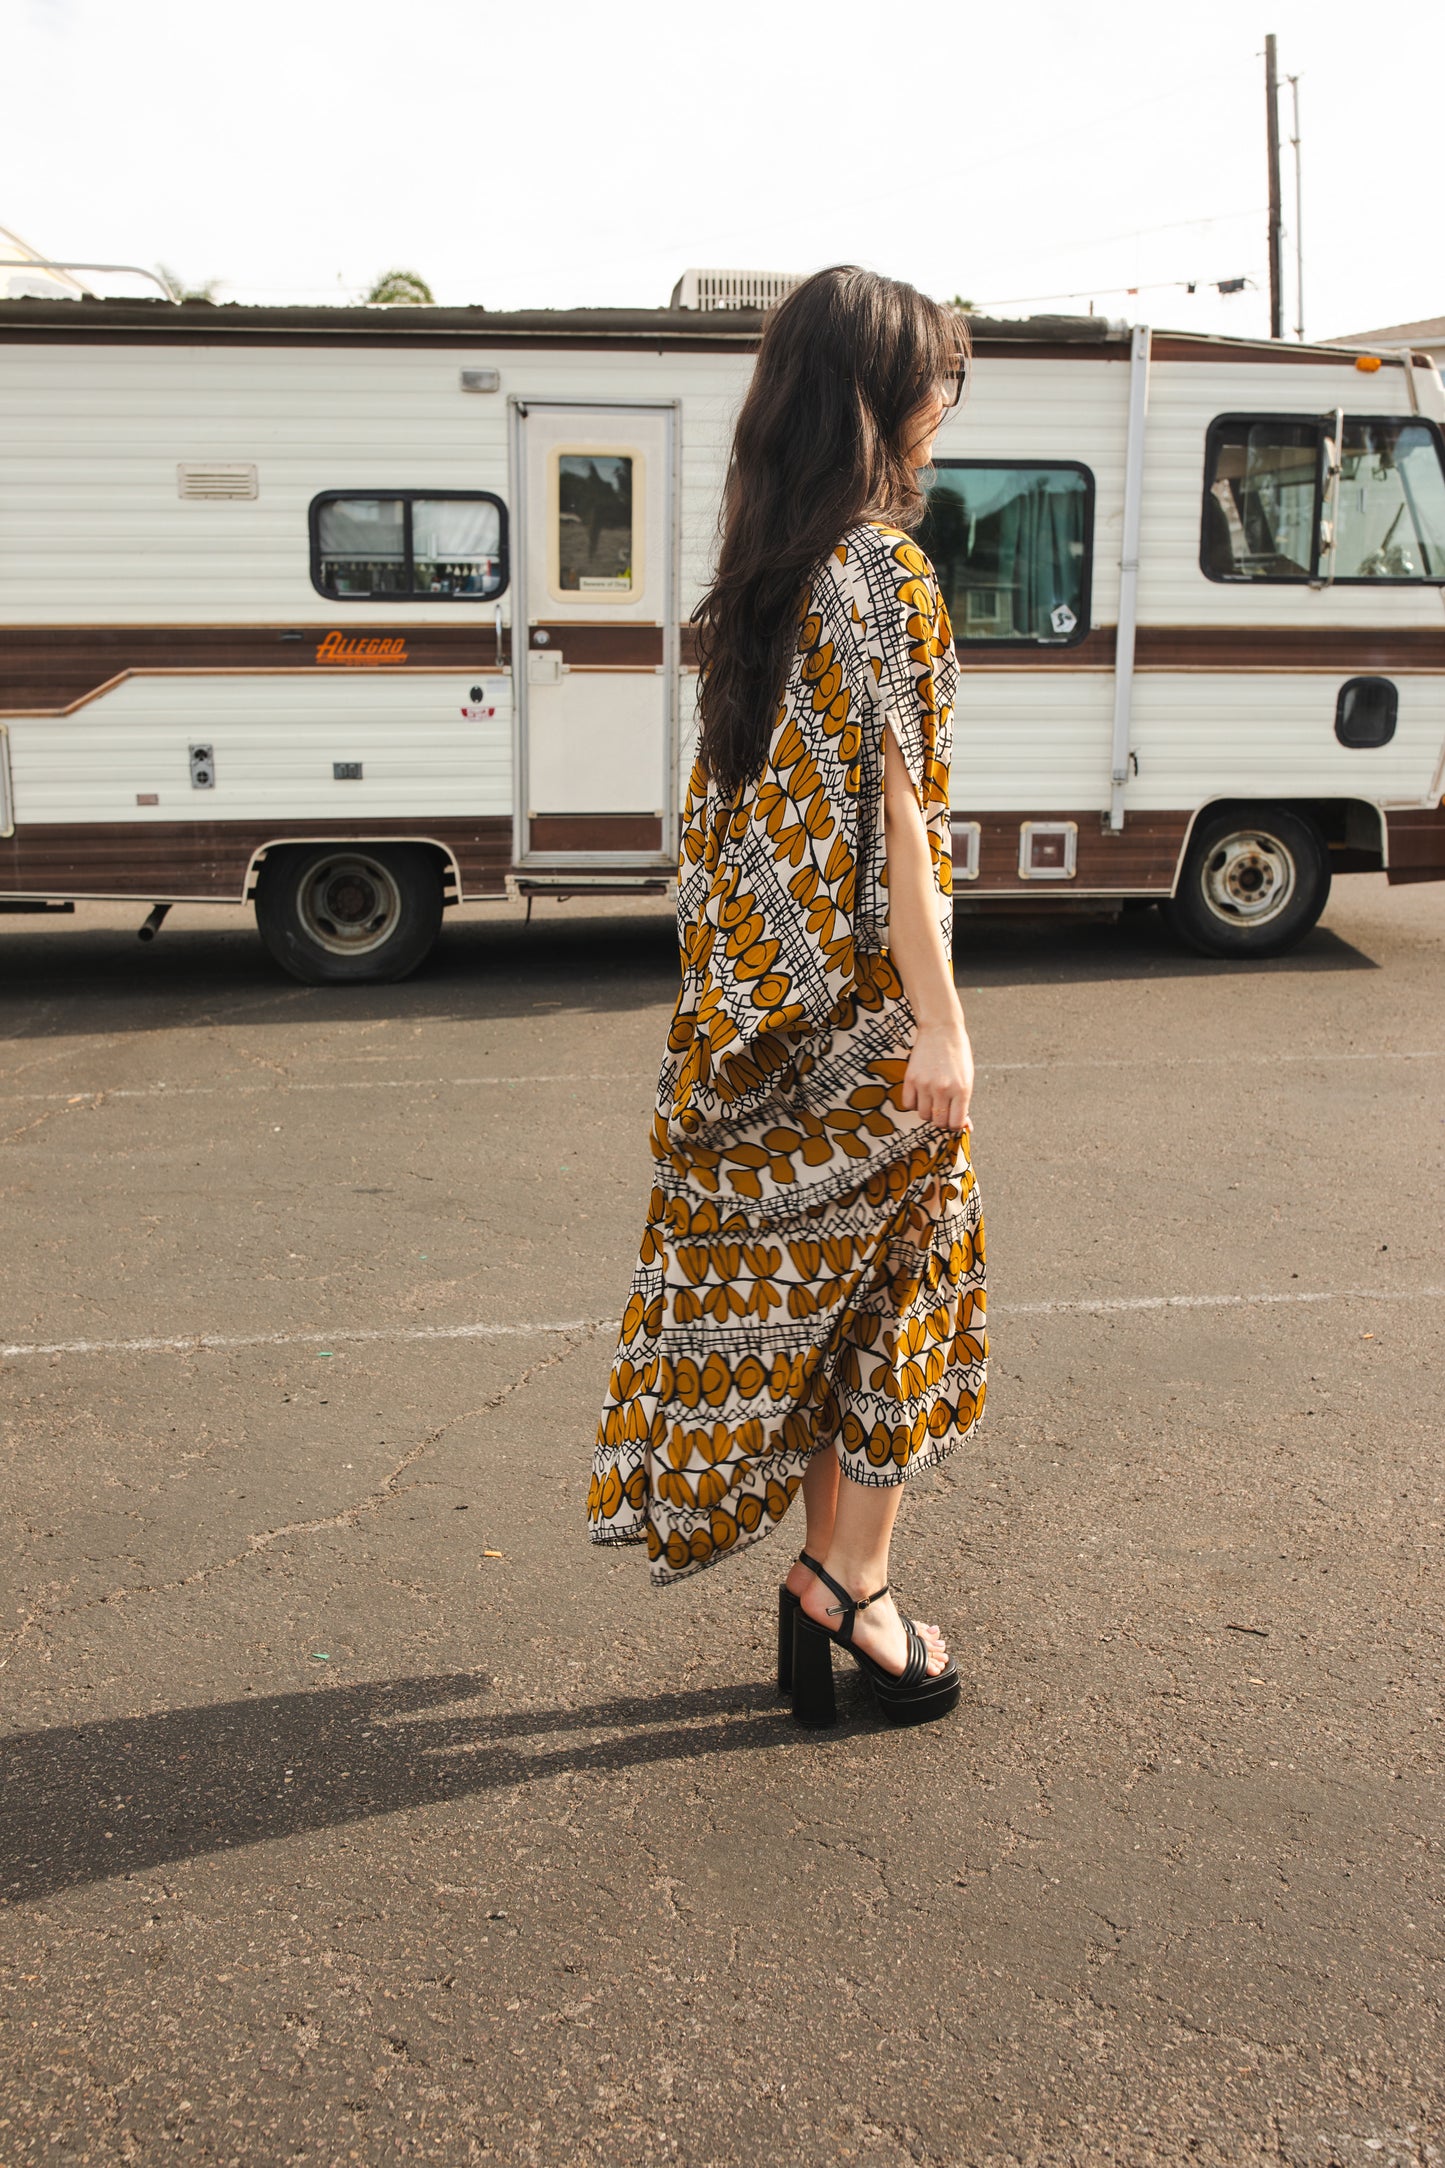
588, 265, 986, 1728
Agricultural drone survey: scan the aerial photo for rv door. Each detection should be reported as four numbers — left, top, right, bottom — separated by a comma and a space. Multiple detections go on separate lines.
511, 400, 678, 869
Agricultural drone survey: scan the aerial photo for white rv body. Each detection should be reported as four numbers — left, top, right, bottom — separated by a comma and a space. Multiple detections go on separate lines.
1, 297, 1442, 975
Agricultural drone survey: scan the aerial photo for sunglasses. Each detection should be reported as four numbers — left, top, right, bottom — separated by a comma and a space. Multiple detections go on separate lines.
938, 362, 967, 410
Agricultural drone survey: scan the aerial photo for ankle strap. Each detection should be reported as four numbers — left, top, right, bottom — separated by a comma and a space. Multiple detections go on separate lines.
806, 1557, 889, 1642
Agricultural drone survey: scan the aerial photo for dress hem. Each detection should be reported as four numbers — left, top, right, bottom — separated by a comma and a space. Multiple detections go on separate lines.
587, 1408, 984, 1588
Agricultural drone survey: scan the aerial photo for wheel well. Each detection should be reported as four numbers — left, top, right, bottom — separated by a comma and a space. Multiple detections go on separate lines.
1174, 797, 1384, 889
244, 838, 461, 905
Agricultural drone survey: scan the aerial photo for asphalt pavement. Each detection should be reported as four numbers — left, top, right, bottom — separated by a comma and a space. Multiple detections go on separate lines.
1, 879, 1442, 2167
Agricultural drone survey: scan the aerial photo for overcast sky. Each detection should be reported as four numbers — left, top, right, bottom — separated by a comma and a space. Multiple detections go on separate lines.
2, 0, 1437, 342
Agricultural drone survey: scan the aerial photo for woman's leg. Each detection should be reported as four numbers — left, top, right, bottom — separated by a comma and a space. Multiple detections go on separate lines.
798, 1470, 949, 1677
783, 1447, 839, 1598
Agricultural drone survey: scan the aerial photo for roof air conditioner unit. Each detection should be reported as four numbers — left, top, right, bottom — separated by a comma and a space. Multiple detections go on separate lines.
669, 268, 805, 312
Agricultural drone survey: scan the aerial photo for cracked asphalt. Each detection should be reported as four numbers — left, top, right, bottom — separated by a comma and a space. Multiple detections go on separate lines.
1, 879, 1442, 2168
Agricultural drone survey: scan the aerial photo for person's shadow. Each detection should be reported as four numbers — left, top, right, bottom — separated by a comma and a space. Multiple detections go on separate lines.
0, 1673, 844, 1904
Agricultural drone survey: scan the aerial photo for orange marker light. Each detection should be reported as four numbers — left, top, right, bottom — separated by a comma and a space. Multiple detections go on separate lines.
1354, 355, 1383, 372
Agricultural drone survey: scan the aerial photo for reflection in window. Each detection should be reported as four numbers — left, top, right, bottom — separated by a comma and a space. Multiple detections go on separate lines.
1334, 419, 1445, 578
919, 465, 1091, 642
312, 493, 506, 601
558, 455, 633, 592
1203, 420, 1319, 578
317, 497, 407, 596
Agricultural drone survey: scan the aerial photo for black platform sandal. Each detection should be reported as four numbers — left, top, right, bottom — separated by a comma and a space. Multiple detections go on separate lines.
776, 1553, 821, 1695
791, 1557, 961, 1728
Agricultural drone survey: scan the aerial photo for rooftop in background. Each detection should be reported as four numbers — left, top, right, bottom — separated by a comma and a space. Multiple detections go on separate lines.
1331, 315, 1445, 358
0, 296, 1415, 372
0, 296, 1132, 349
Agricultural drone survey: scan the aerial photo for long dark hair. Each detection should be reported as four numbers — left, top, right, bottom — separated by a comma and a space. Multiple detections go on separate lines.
694, 265, 967, 799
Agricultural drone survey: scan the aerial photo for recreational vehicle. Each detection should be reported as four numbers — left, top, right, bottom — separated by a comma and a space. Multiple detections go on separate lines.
1, 287, 1443, 981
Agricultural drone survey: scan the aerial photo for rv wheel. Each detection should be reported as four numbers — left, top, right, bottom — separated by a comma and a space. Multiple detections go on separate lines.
1161, 807, 1330, 960
255, 844, 444, 984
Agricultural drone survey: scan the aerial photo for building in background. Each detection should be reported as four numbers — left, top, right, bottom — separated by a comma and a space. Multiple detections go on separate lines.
1334, 315, 1445, 367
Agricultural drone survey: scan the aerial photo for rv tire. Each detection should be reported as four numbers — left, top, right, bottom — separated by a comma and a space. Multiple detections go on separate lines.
1162, 806, 1330, 959
254, 843, 445, 984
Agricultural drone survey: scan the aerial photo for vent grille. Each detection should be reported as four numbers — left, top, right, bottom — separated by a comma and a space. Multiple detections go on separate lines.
669, 267, 804, 312
177, 462, 258, 501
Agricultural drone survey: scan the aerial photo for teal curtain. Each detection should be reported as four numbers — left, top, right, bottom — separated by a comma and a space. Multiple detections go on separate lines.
919, 467, 1086, 640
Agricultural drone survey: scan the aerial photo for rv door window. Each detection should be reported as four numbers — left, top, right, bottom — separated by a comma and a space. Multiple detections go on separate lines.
556, 454, 634, 593
310, 491, 507, 602
918, 463, 1092, 645
1333, 419, 1445, 579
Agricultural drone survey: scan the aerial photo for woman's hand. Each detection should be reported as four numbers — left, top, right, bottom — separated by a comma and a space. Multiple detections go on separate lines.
900, 1019, 974, 1133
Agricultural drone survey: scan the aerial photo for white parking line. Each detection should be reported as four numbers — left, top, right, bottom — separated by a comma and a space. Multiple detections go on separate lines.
1007, 1284, 1445, 1317
1, 1048, 1441, 1106
4, 1282, 1442, 1362
0, 1072, 649, 1103
0, 1317, 616, 1360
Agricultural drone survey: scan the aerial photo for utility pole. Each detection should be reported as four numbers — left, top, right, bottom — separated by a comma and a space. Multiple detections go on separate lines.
1265, 34, 1284, 339
1286, 71, 1304, 340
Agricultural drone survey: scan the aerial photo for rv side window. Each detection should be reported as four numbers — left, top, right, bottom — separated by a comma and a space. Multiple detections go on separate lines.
1334, 419, 1445, 580
310, 491, 507, 602
1202, 418, 1320, 580
555, 453, 635, 594
918, 463, 1093, 644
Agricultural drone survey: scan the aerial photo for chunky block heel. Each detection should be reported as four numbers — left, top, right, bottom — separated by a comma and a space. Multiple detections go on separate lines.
790, 1557, 961, 1729
790, 1613, 839, 1727
776, 1552, 823, 1694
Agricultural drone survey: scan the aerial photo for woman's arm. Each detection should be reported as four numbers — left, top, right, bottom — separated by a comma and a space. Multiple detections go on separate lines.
882, 724, 974, 1133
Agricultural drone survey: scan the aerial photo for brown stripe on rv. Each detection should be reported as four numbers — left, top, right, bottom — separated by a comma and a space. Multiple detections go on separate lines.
1384, 806, 1445, 883
529, 625, 666, 668
960, 812, 1191, 891
1134, 626, 1445, 670
0, 816, 514, 901
7, 622, 1445, 712
3, 808, 1438, 904
0, 626, 504, 711
528, 814, 664, 853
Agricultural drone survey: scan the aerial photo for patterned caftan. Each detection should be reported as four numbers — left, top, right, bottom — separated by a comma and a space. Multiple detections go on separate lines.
588, 521, 987, 1585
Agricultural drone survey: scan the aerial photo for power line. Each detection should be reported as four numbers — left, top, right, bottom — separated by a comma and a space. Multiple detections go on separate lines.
975, 271, 1264, 310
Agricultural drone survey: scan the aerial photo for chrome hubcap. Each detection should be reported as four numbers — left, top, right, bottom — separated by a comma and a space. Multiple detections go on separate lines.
1199, 830, 1296, 928
297, 854, 402, 956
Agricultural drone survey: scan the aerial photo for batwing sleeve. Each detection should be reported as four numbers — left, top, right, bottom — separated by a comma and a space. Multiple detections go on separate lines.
841, 527, 950, 955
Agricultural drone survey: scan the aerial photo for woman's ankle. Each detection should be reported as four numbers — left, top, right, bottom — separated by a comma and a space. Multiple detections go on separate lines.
820, 1546, 891, 1598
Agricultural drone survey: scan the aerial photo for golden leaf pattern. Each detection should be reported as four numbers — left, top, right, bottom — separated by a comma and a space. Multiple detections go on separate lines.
588, 525, 986, 1584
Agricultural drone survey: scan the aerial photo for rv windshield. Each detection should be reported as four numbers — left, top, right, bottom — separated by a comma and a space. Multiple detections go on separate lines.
1203, 413, 1445, 582
919, 464, 1092, 644
1335, 419, 1445, 578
